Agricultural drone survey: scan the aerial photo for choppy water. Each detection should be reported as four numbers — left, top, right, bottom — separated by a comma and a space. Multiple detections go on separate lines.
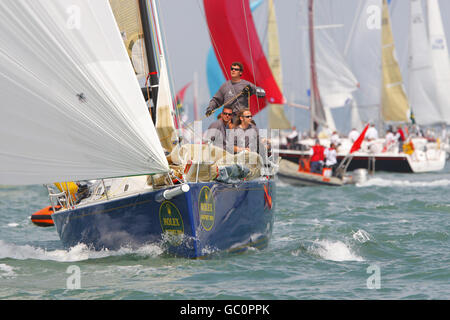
0, 165, 449, 300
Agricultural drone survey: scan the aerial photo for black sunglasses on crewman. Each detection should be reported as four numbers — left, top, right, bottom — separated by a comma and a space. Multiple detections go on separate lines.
222, 112, 233, 116
230, 67, 241, 71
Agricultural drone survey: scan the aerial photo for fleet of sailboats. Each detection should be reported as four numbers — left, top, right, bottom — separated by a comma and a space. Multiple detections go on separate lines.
2, 0, 450, 259
343, 0, 447, 173
278, 0, 447, 175
409, 0, 450, 126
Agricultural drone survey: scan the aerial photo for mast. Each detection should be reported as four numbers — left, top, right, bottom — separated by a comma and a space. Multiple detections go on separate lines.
308, 0, 324, 137
138, 0, 158, 122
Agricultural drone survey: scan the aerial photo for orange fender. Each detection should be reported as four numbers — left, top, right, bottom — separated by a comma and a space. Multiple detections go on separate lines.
31, 205, 61, 227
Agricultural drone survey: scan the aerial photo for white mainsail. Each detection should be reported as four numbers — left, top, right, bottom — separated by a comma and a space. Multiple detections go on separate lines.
408, 0, 442, 125
313, 0, 360, 132
0, 0, 169, 185
427, 0, 450, 124
344, 0, 382, 124
314, 1, 359, 110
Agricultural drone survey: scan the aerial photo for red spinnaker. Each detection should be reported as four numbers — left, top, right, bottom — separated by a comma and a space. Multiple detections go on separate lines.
203, 0, 285, 115
350, 124, 370, 153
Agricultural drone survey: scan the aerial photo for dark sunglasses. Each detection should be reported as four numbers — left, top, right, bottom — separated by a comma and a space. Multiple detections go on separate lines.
243, 115, 252, 118
230, 67, 241, 71
222, 112, 233, 116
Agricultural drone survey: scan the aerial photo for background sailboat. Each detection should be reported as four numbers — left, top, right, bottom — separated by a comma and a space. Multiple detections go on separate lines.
389, 0, 450, 153
272, 0, 362, 137
340, 0, 445, 173
276, 0, 361, 147
408, 0, 442, 126
278, 0, 445, 173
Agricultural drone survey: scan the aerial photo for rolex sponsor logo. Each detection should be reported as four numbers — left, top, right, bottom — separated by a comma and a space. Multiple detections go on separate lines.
199, 186, 215, 231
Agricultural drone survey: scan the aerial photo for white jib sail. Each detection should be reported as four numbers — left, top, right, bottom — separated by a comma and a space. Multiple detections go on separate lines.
314, 0, 360, 131
408, 0, 442, 125
156, 54, 177, 152
314, 0, 359, 109
427, 0, 450, 124
315, 33, 359, 110
0, 0, 169, 185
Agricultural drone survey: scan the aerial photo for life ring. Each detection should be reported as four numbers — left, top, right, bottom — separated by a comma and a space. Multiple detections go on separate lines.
31, 205, 61, 227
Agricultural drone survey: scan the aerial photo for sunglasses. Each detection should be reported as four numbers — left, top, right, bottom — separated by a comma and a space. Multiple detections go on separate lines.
243, 115, 252, 118
230, 67, 241, 71
222, 112, 233, 116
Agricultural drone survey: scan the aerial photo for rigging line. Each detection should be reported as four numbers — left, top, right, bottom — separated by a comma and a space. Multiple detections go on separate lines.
196, 0, 230, 82
196, 0, 245, 117
242, 0, 261, 114
148, 0, 162, 60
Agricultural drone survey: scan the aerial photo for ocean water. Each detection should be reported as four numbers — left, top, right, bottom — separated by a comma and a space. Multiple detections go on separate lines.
0, 166, 449, 300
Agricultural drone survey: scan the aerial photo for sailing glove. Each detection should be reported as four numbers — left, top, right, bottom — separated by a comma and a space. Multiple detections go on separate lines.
256, 87, 266, 98
242, 85, 252, 95
241, 85, 265, 97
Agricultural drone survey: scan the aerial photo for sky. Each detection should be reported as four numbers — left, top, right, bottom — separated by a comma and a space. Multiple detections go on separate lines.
156, 0, 450, 134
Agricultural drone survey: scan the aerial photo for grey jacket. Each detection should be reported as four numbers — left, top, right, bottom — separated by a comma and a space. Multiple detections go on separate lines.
233, 123, 260, 152
206, 80, 261, 115
204, 119, 229, 149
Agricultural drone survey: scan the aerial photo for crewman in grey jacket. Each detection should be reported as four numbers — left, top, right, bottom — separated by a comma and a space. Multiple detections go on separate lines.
204, 105, 234, 150
205, 62, 265, 118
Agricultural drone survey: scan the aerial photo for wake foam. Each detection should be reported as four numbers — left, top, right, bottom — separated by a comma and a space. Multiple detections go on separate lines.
0, 240, 163, 262
0, 263, 16, 278
307, 239, 364, 262
352, 229, 372, 243
357, 177, 450, 188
